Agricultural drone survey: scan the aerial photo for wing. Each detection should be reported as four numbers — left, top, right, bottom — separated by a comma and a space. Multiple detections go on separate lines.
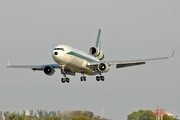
7, 60, 75, 76
7, 60, 60, 70
88, 50, 175, 68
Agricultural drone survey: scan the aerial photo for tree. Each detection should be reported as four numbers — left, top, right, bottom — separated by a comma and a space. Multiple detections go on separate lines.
0, 111, 2, 120
83, 111, 94, 118
4, 110, 10, 119
72, 116, 92, 120
163, 114, 178, 120
30, 110, 33, 116
127, 109, 155, 120
37, 110, 44, 119
0, 110, 108, 120
9, 113, 16, 120
51, 111, 57, 118
94, 116, 101, 120
57, 111, 63, 119
139, 110, 155, 120
18, 115, 25, 120
44, 110, 49, 119
127, 111, 140, 120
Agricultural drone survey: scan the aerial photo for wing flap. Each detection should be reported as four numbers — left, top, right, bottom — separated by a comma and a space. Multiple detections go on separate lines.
116, 62, 145, 68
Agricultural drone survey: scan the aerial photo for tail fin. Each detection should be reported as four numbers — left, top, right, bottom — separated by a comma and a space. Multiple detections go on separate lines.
89, 29, 105, 60
96, 29, 101, 49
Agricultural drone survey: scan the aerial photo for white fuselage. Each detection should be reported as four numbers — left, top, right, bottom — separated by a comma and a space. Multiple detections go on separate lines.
52, 45, 99, 75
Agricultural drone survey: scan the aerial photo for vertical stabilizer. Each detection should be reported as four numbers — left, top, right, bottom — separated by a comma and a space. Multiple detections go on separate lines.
89, 29, 105, 60
96, 29, 101, 49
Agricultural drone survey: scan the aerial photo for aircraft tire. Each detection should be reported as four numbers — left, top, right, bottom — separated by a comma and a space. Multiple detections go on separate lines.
84, 76, 86, 81
96, 76, 100, 81
66, 78, 70, 83
61, 78, 66, 83
80, 77, 83, 81
101, 76, 104, 81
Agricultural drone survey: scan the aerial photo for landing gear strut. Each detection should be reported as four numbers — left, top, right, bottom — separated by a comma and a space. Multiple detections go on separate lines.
61, 67, 70, 83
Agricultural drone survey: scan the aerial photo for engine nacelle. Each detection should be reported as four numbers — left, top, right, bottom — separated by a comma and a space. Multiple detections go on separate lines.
89, 47, 104, 60
97, 63, 110, 73
43, 66, 55, 76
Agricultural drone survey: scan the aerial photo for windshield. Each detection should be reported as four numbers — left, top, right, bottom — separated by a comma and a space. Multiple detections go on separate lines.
54, 48, 64, 51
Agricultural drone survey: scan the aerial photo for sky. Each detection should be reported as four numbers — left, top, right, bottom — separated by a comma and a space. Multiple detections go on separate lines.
0, 1, 180, 120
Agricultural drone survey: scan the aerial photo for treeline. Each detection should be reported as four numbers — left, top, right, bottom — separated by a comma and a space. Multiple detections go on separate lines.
127, 109, 178, 120
0, 110, 108, 120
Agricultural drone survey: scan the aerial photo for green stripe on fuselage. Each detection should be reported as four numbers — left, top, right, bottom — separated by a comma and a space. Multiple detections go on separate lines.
66, 51, 97, 62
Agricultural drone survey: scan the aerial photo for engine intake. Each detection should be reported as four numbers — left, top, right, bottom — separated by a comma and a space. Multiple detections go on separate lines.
43, 66, 55, 76
97, 63, 110, 73
89, 47, 104, 60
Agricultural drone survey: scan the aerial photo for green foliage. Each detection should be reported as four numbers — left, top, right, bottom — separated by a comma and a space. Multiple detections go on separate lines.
0, 111, 2, 120
37, 110, 44, 119
9, 113, 16, 120
4, 111, 11, 119
163, 114, 178, 120
127, 109, 155, 120
30, 110, 33, 116
18, 115, 25, 120
72, 116, 92, 120
1, 110, 108, 120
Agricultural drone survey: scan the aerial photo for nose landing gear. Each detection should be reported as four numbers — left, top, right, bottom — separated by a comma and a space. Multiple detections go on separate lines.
61, 67, 70, 83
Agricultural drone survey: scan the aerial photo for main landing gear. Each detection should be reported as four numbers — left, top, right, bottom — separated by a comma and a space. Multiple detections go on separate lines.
96, 73, 104, 81
61, 78, 70, 83
80, 72, 86, 81
96, 76, 104, 81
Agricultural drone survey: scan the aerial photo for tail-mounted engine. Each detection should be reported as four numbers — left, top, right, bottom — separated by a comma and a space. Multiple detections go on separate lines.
97, 63, 110, 73
89, 47, 104, 61
43, 66, 55, 76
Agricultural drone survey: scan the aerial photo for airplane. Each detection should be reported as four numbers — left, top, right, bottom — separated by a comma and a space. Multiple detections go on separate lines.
7, 29, 175, 83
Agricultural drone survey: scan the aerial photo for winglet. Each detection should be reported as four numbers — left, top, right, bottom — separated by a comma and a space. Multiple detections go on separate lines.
7, 59, 10, 68
170, 50, 175, 59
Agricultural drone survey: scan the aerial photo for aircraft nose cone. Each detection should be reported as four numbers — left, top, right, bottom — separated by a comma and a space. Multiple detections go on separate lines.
54, 52, 58, 55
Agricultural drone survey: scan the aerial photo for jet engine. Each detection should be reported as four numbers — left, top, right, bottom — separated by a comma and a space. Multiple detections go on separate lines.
89, 47, 104, 60
43, 66, 55, 76
97, 63, 110, 73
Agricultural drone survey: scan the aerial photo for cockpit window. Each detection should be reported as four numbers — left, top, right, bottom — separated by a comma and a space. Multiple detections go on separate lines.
54, 48, 65, 51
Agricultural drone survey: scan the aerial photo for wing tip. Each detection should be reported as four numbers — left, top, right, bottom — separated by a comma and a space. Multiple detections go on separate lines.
7, 59, 10, 68
170, 50, 175, 59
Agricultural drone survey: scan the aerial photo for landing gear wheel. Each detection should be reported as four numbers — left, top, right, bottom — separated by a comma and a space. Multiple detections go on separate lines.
66, 78, 70, 83
84, 76, 86, 81
96, 76, 100, 81
61, 78, 66, 83
101, 76, 104, 81
80, 77, 83, 81
80, 76, 86, 81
